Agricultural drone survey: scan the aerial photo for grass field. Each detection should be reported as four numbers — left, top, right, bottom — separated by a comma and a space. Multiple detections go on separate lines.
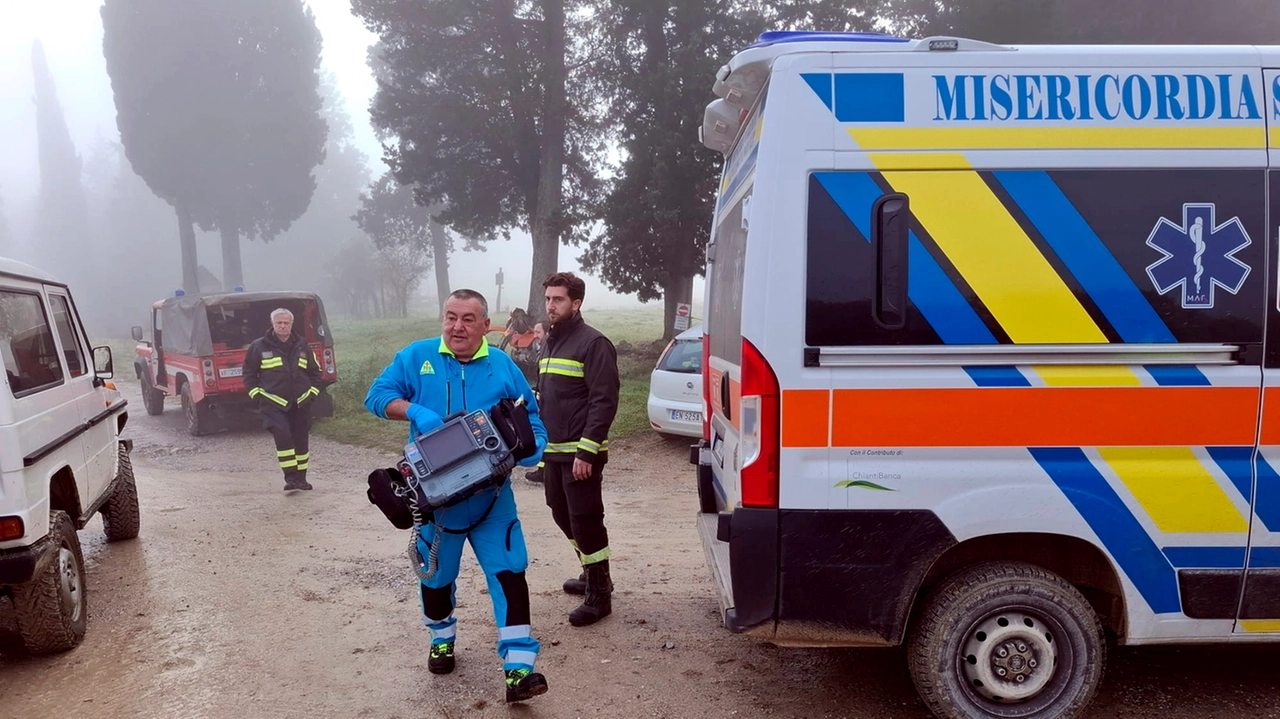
314, 307, 673, 452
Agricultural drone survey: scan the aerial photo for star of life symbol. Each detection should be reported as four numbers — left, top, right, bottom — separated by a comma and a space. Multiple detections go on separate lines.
1145, 203, 1251, 309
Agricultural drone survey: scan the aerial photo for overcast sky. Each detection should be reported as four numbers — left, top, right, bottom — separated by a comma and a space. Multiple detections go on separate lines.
0, 0, 686, 311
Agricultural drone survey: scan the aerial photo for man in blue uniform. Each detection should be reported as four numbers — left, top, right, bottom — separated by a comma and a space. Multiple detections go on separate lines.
364, 289, 549, 703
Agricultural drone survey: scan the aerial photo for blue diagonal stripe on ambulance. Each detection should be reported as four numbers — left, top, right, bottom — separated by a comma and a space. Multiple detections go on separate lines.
963, 366, 1031, 387
815, 172, 997, 345
1030, 447, 1182, 614
1251, 453, 1280, 532
1205, 446, 1254, 504
993, 171, 1182, 346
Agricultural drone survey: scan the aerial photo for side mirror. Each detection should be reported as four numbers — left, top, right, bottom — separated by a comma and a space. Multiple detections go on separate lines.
131, 326, 144, 342
93, 346, 114, 379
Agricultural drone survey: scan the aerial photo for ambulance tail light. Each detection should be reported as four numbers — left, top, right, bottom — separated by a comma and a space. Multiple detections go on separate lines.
701, 333, 711, 440
739, 338, 779, 508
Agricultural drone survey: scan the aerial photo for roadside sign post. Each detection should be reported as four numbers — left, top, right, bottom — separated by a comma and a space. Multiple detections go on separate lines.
674, 302, 691, 331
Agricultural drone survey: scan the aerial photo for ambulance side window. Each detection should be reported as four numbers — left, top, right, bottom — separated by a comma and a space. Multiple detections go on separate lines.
709, 190, 748, 365
806, 173, 939, 347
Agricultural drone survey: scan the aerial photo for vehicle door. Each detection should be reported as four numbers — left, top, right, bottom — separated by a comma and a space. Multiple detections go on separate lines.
47, 288, 116, 503
1242, 67, 1280, 635
0, 286, 85, 532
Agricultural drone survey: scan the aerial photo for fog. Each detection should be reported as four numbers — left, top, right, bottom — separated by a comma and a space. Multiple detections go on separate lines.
0, 0, 670, 341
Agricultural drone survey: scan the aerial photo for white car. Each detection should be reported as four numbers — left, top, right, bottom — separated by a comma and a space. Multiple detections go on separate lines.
0, 257, 138, 654
646, 325, 703, 438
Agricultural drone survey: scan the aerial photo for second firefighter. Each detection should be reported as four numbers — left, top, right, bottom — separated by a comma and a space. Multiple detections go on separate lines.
538, 272, 621, 627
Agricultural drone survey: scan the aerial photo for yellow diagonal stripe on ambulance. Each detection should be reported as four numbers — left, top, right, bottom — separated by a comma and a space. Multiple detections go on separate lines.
1099, 447, 1249, 534
878, 168, 1106, 345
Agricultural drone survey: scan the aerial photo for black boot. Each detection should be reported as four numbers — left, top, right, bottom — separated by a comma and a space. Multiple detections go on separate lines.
562, 570, 586, 595
296, 469, 313, 490
283, 470, 303, 491
505, 668, 549, 702
569, 560, 612, 627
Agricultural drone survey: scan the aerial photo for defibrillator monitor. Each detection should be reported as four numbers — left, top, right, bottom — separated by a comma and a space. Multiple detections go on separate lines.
401, 408, 516, 509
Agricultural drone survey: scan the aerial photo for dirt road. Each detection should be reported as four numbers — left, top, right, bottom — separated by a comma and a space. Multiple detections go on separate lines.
3, 383, 1279, 719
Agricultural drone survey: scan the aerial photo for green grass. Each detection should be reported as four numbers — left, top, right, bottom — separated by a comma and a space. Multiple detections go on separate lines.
312, 308, 670, 452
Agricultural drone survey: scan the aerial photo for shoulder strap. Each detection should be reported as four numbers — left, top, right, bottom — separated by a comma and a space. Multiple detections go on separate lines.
436, 485, 502, 535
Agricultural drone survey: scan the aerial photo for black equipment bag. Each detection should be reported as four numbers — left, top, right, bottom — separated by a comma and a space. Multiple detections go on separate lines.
489, 397, 538, 463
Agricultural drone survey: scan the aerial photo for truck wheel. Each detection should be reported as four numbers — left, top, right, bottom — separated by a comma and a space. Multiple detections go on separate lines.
11, 510, 88, 654
907, 561, 1105, 719
180, 383, 209, 436
101, 443, 141, 542
140, 374, 164, 416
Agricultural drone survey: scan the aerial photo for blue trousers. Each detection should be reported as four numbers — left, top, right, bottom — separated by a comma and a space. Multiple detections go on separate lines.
416, 480, 540, 671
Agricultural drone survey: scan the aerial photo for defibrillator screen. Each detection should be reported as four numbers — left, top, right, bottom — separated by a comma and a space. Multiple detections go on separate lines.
416, 419, 478, 471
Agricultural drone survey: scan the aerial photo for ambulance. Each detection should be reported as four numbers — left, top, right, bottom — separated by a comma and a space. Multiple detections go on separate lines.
694, 30, 1280, 719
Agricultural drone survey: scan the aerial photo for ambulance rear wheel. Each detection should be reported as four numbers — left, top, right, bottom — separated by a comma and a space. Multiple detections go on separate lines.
907, 561, 1105, 719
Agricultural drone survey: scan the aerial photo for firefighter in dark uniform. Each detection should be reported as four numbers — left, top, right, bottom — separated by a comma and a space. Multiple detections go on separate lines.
538, 272, 620, 626
242, 308, 322, 491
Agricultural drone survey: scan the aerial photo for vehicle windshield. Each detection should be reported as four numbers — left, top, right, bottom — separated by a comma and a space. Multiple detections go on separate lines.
207, 301, 320, 350
658, 339, 701, 373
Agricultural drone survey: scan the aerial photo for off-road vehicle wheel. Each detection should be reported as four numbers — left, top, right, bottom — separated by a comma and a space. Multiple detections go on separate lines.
140, 374, 164, 415
11, 510, 88, 654
101, 443, 140, 541
180, 382, 210, 436
908, 561, 1105, 719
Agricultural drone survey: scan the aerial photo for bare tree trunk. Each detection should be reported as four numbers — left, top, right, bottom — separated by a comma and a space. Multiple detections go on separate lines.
527, 0, 566, 314
219, 224, 243, 290
429, 218, 450, 319
176, 203, 199, 294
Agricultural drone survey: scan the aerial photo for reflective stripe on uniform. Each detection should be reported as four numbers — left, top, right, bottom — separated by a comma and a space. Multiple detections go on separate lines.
577, 438, 608, 454
260, 357, 284, 369
259, 390, 288, 407
580, 546, 611, 565
298, 356, 309, 368
296, 452, 310, 471
544, 442, 579, 454
297, 386, 319, 403
539, 357, 585, 377
498, 624, 532, 641
278, 449, 297, 469
505, 650, 538, 667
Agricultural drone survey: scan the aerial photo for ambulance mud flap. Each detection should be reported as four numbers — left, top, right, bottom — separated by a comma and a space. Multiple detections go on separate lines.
701, 507, 780, 635
775, 510, 955, 646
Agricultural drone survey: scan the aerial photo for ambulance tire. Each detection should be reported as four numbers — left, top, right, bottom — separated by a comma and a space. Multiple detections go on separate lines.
907, 561, 1105, 719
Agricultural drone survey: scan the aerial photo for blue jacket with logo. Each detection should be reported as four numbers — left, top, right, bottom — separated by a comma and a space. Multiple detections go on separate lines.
364, 337, 546, 523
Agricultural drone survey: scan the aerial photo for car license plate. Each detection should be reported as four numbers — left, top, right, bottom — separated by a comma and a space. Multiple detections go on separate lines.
671, 409, 700, 422
219, 367, 243, 378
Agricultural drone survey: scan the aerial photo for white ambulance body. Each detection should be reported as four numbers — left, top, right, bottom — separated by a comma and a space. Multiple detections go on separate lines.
694, 30, 1280, 719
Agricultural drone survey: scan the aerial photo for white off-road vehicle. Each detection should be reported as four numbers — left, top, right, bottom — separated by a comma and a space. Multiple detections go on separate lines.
0, 257, 137, 654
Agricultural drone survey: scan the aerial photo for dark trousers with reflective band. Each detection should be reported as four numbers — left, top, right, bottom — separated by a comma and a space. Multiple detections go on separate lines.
261, 403, 312, 477
543, 461, 610, 564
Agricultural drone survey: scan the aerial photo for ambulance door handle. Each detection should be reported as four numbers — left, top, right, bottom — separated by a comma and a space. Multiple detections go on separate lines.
721, 368, 732, 419
871, 193, 911, 331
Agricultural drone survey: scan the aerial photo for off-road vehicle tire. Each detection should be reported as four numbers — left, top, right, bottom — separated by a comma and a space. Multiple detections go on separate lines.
101, 443, 140, 541
908, 561, 1105, 719
140, 374, 165, 416
11, 510, 88, 654
180, 382, 210, 436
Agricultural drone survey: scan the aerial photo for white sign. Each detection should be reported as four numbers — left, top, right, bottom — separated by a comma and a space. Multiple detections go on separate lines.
674, 303, 691, 331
